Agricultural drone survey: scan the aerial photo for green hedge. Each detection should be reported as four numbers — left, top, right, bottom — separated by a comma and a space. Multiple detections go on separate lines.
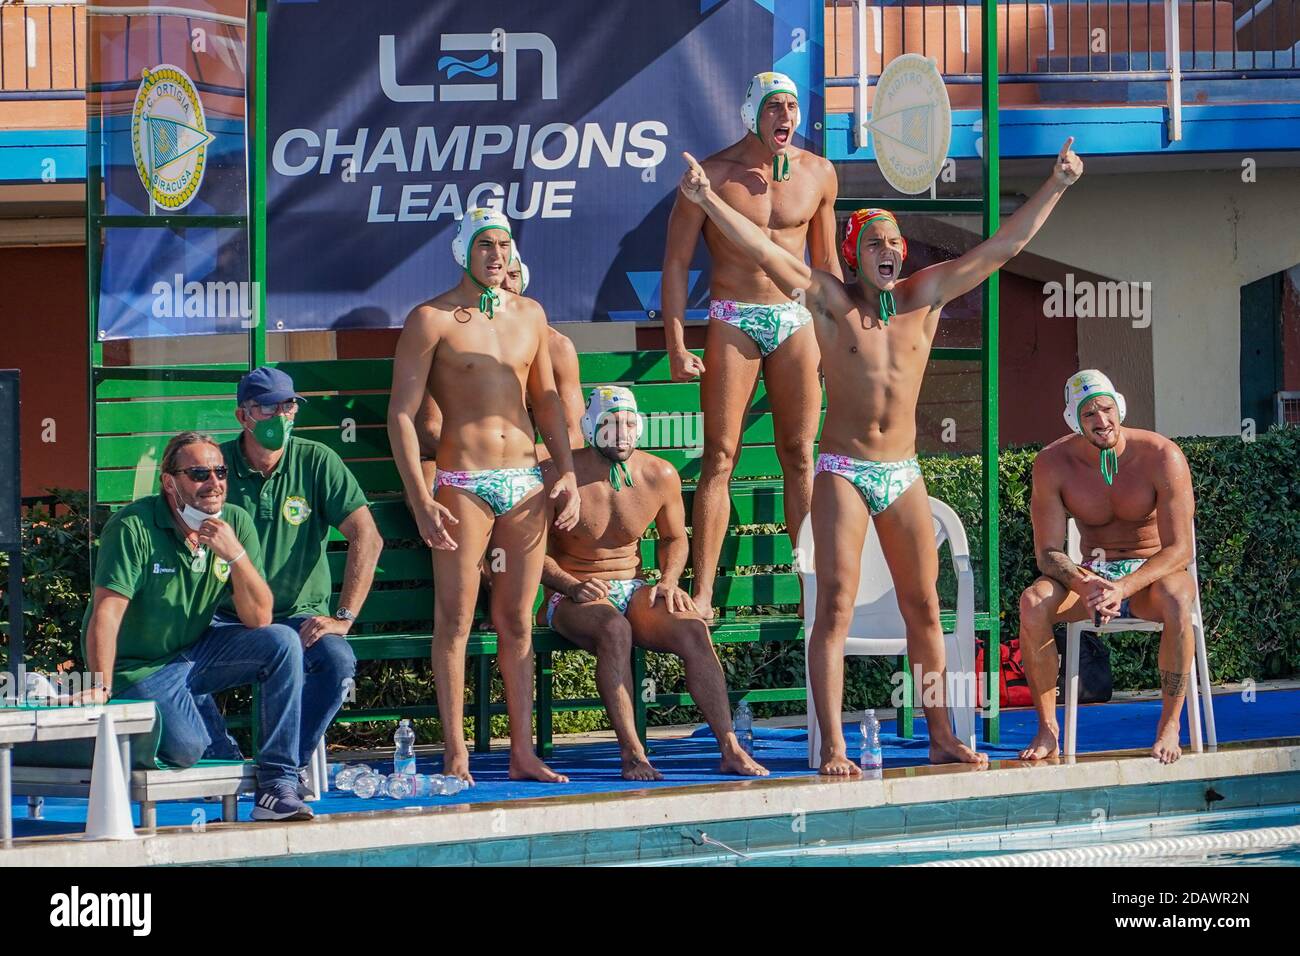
4, 430, 1297, 748
0, 491, 101, 678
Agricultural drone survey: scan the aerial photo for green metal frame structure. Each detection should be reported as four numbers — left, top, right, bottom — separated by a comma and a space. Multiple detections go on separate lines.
85, 1, 1003, 743
829, 2, 1003, 741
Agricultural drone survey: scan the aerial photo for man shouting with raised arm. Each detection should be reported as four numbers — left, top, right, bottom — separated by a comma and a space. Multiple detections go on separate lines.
662, 71, 842, 621
678, 138, 1082, 773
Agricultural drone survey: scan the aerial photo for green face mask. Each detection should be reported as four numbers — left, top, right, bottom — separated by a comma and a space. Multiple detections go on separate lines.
251, 414, 292, 451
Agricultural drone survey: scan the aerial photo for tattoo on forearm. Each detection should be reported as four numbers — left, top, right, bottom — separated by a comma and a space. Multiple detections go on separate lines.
1039, 549, 1081, 588
1160, 669, 1189, 698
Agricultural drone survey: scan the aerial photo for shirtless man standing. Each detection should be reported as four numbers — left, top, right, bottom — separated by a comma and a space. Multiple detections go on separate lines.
388, 207, 580, 784
662, 71, 842, 620
415, 250, 586, 494
678, 138, 1083, 773
1018, 370, 1199, 765
538, 386, 769, 780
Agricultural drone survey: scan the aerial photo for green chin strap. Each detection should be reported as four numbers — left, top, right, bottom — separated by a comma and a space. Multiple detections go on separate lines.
878, 289, 897, 326
609, 458, 634, 491
854, 227, 899, 326
465, 267, 500, 318
1099, 447, 1119, 485
1075, 393, 1121, 484
750, 128, 791, 181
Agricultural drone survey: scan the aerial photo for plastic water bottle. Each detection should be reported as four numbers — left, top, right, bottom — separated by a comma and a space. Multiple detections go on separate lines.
859, 709, 883, 771
386, 773, 416, 799
393, 719, 417, 776
353, 771, 388, 799
334, 763, 372, 792
441, 776, 466, 795
325, 762, 346, 788
733, 700, 754, 756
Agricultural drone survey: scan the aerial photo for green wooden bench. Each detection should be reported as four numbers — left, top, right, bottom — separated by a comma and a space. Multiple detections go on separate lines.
92, 350, 985, 755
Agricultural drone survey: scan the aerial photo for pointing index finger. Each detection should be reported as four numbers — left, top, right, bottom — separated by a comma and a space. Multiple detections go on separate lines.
1060, 136, 1075, 158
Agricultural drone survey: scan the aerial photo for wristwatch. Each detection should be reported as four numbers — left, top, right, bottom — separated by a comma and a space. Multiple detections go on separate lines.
335, 607, 357, 623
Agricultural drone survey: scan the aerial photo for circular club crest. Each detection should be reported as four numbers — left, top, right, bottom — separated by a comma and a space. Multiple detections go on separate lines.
868, 54, 952, 195
282, 496, 311, 526
131, 64, 214, 211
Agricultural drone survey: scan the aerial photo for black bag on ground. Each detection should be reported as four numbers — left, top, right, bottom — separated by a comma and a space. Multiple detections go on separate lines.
1054, 628, 1114, 704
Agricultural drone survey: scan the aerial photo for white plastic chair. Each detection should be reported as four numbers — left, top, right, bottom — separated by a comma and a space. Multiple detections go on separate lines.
1063, 518, 1216, 755
797, 496, 977, 769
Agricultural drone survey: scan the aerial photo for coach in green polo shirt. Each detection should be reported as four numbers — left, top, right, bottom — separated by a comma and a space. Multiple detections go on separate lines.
81, 431, 315, 821
200, 367, 382, 777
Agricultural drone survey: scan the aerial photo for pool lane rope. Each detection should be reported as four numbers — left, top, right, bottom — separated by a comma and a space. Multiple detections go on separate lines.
911, 824, 1300, 866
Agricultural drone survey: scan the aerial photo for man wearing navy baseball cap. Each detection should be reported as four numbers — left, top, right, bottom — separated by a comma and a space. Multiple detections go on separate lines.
199, 366, 383, 799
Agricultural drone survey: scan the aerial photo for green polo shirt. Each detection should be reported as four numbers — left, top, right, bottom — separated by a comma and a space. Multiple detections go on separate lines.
81, 496, 263, 689
217, 434, 369, 620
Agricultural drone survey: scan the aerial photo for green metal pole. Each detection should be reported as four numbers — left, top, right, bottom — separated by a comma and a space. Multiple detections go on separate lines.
535, 651, 554, 759
249, 0, 269, 370
86, 26, 103, 529
980, 0, 1002, 744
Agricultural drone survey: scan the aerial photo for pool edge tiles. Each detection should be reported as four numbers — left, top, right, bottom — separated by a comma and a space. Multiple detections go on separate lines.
5, 739, 1300, 867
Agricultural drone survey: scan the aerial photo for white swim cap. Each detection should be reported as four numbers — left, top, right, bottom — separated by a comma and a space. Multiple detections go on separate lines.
452, 207, 512, 270
1063, 369, 1127, 435
582, 385, 643, 448
741, 71, 800, 137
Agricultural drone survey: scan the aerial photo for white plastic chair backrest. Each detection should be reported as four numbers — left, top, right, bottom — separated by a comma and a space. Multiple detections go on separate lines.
1066, 518, 1084, 564
797, 497, 955, 643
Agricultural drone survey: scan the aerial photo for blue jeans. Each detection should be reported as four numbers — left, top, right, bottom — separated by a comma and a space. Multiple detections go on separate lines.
195, 616, 356, 770
115, 616, 355, 789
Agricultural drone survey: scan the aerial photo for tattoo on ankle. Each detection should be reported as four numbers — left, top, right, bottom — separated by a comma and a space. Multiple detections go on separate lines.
1160, 669, 1189, 698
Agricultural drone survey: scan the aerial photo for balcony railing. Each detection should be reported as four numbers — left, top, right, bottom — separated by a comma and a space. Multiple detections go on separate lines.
826, 0, 1299, 84
0, 2, 85, 100
826, 0, 1299, 142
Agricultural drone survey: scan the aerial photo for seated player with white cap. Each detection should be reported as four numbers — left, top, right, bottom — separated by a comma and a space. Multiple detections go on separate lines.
538, 386, 768, 780
387, 206, 581, 784
1018, 370, 1199, 764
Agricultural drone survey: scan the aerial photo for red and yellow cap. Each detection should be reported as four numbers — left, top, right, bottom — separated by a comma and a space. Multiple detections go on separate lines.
841, 208, 906, 272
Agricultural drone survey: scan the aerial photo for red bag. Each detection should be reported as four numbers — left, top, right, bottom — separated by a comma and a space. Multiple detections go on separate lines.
976, 639, 1033, 709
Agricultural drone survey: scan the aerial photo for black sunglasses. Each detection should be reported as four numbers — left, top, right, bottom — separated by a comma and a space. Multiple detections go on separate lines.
171, 466, 228, 482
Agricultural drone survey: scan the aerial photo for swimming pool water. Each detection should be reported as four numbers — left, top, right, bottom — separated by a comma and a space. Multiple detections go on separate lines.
628, 804, 1300, 867
206, 770, 1300, 867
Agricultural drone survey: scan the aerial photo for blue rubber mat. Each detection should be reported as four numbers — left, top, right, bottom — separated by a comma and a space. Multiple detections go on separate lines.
11, 687, 1298, 838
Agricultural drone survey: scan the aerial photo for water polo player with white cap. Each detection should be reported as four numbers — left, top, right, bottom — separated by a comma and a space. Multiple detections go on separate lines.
661, 69, 843, 624
386, 205, 581, 786
537, 386, 770, 780
1018, 368, 1199, 765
